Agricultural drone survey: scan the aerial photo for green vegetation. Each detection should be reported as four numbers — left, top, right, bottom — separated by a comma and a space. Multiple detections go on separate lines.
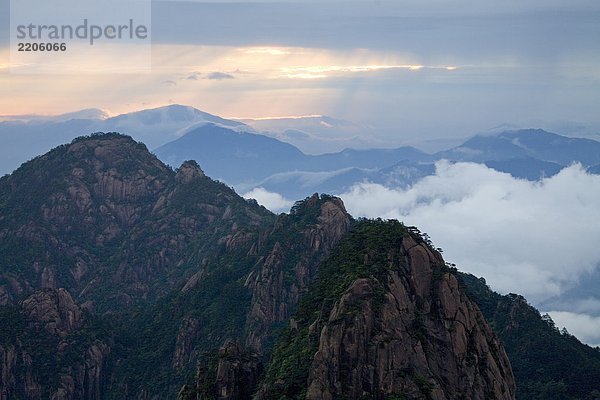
0, 133, 277, 397
0, 303, 111, 399
413, 374, 434, 399
106, 252, 257, 396
459, 273, 600, 400
260, 218, 413, 399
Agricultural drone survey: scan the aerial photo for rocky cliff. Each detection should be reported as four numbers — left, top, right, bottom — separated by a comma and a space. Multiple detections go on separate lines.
259, 220, 515, 400
177, 340, 262, 400
0, 288, 110, 400
172, 193, 353, 399
0, 133, 276, 398
244, 193, 352, 352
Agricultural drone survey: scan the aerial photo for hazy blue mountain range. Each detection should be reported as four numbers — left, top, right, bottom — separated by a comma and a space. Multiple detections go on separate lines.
483, 157, 564, 181
0, 105, 244, 176
0, 108, 112, 123
439, 129, 600, 166
238, 115, 390, 154
588, 164, 600, 174
154, 124, 306, 184
247, 160, 437, 200
2, 105, 599, 201
154, 124, 432, 191
154, 120, 600, 199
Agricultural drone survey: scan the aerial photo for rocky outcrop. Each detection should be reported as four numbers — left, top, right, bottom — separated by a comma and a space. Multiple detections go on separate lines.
244, 194, 352, 352
259, 221, 515, 400
177, 194, 352, 398
0, 345, 17, 400
305, 236, 515, 400
178, 340, 262, 400
0, 275, 26, 306
0, 289, 111, 400
82, 341, 111, 400
0, 134, 173, 306
214, 340, 262, 400
22, 288, 82, 335
0, 133, 275, 310
172, 317, 200, 369
175, 160, 205, 184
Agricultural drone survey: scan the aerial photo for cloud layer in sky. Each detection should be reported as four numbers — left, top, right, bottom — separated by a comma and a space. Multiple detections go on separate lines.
243, 187, 293, 212
548, 311, 600, 348
2, 0, 600, 141
339, 161, 600, 304
243, 162, 600, 345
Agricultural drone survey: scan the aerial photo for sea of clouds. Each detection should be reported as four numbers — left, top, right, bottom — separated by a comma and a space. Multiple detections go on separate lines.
244, 161, 600, 347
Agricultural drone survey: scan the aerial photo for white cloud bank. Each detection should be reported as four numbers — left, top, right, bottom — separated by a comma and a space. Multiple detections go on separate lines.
548, 311, 600, 348
340, 161, 600, 305
243, 187, 293, 213
243, 164, 600, 346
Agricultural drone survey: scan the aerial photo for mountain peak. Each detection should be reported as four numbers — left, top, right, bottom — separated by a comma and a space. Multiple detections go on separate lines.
0, 108, 111, 123
498, 128, 557, 138
290, 193, 346, 217
176, 160, 205, 183
0, 131, 274, 307
107, 104, 244, 128
258, 219, 516, 399
65, 132, 161, 171
59, 108, 112, 121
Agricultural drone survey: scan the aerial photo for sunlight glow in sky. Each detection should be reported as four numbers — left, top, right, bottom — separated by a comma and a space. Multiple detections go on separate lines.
0, 45, 436, 117
279, 64, 445, 79
1, 0, 599, 141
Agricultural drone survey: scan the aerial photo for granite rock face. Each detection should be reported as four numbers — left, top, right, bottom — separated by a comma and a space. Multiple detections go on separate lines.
175, 160, 205, 184
258, 223, 516, 400
22, 288, 82, 336
214, 340, 262, 400
178, 340, 262, 400
305, 236, 515, 400
244, 193, 352, 352
0, 133, 274, 310
1, 288, 110, 400
172, 317, 200, 370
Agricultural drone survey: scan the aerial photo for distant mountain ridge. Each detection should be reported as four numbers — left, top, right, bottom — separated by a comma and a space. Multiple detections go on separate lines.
154, 123, 431, 188
155, 123, 306, 183
0, 108, 112, 123
438, 129, 600, 167
0, 105, 247, 176
155, 123, 600, 200
2, 105, 599, 201
238, 114, 387, 154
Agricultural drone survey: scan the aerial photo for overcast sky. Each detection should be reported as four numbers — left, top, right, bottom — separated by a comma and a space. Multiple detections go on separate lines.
1, 0, 600, 143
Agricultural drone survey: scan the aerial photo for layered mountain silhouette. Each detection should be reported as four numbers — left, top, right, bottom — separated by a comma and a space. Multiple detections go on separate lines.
3, 106, 599, 200
1, 133, 599, 399
238, 115, 387, 154
0, 105, 243, 176
155, 124, 600, 199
